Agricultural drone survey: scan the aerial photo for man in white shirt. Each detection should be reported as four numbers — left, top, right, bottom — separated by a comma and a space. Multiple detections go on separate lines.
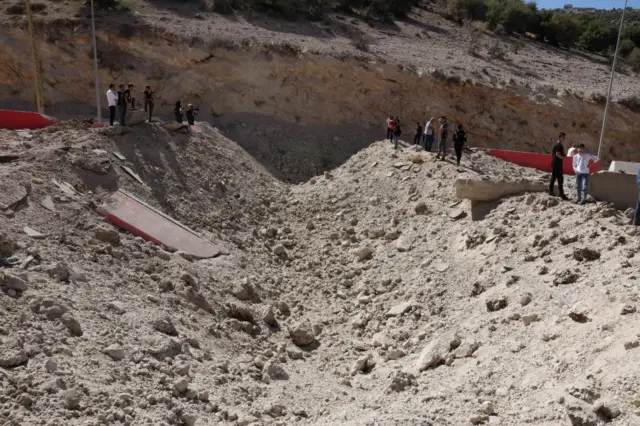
423, 117, 435, 152
106, 83, 118, 126
572, 143, 598, 204
567, 143, 577, 157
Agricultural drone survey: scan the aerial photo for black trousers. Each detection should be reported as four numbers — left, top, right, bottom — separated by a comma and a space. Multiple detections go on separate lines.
549, 168, 564, 196
454, 142, 463, 164
109, 106, 116, 126
386, 128, 393, 140
145, 101, 154, 122
120, 105, 127, 126
414, 134, 421, 145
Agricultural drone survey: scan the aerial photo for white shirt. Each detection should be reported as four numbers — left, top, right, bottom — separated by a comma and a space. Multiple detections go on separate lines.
567, 147, 576, 157
107, 89, 118, 107
424, 121, 433, 135
572, 153, 597, 174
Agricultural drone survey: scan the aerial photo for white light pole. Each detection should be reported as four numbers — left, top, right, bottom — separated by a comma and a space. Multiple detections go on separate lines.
597, 0, 628, 159
90, 0, 101, 122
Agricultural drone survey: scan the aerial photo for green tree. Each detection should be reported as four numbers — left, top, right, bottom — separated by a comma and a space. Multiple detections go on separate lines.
619, 39, 635, 57
550, 13, 581, 46
440, 0, 488, 22
579, 20, 616, 52
486, 0, 537, 34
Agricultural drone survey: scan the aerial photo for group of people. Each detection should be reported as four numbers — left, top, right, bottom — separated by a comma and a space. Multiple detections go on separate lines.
105, 84, 198, 126
549, 133, 600, 204
385, 115, 468, 166
173, 101, 198, 126
106, 83, 155, 126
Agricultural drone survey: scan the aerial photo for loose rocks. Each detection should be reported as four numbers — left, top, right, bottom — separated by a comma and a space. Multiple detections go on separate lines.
486, 296, 508, 312
103, 344, 125, 361
289, 322, 316, 346
153, 316, 178, 336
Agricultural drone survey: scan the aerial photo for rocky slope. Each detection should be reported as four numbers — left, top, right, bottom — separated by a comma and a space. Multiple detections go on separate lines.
2, 3, 640, 180
1, 121, 639, 425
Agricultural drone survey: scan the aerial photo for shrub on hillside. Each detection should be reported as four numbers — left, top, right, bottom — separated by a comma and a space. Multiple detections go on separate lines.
487, 0, 538, 34
439, 0, 487, 23
618, 95, 640, 113
619, 39, 635, 57
580, 20, 616, 52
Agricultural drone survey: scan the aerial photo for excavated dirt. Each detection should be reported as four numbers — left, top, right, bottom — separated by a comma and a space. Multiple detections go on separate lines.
1, 121, 639, 426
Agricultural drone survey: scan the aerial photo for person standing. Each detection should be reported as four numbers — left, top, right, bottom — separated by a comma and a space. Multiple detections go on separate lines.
386, 116, 393, 140
436, 116, 449, 161
393, 121, 402, 150
106, 83, 118, 126
120, 84, 131, 126
452, 124, 467, 166
567, 143, 577, 157
174, 101, 184, 123
388, 117, 397, 144
572, 144, 597, 204
186, 104, 198, 125
117, 84, 125, 124
549, 132, 568, 200
127, 83, 136, 110
143, 86, 154, 123
423, 117, 435, 152
414, 122, 423, 145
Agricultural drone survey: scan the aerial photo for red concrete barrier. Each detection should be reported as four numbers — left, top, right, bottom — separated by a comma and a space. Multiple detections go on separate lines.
0, 110, 58, 130
99, 190, 225, 259
487, 149, 602, 175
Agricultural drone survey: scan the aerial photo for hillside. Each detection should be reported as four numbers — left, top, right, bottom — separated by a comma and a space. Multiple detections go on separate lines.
1, 121, 640, 426
1, 0, 640, 176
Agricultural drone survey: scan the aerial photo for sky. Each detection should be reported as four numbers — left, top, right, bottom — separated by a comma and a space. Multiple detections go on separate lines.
535, 0, 640, 9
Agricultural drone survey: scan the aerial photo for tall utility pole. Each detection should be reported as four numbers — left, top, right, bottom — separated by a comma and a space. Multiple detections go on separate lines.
597, 0, 628, 159
25, 0, 44, 113
90, 0, 101, 122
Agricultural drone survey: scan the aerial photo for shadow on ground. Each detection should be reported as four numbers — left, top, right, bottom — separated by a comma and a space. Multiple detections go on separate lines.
212, 112, 381, 183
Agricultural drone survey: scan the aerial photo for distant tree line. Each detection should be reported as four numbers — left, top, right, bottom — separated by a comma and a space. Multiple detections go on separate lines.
441, 0, 640, 55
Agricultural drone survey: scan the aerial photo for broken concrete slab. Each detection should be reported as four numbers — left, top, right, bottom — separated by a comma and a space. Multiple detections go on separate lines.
449, 208, 467, 220
40, 196, 56, 212
455, 178, 547, 202
121, 166, 144, 184
0, 181, 28, 210
99, 190, 226, 259
52, 179, 77, 197
23, 227, 45, 239
589, 171, 638, 210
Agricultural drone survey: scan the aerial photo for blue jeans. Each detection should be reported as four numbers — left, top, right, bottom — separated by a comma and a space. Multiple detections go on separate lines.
424, 134, 434, 151
635, 200, 640, 225
393, 135, 399, 149
576, 173, 589, 201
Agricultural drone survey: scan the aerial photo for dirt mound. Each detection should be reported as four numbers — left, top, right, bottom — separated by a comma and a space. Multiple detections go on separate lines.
1, 126, 639, 425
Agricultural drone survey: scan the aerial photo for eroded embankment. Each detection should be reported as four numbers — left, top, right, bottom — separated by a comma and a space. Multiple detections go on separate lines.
1, 20, 639, 182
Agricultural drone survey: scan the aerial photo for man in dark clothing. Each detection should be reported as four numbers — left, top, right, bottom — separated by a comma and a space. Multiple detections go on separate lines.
143, 86, 154, 122
452, 124, 467, 166
120, 84, 130, 126
414, 122, 423, 145
127, 83, 135, 110
549, 132, 568, 200
117, 84, 125, 124
186, 104, 198, 125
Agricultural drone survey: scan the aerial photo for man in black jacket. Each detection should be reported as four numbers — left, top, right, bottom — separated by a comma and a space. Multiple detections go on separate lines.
549, 132, 569, 200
